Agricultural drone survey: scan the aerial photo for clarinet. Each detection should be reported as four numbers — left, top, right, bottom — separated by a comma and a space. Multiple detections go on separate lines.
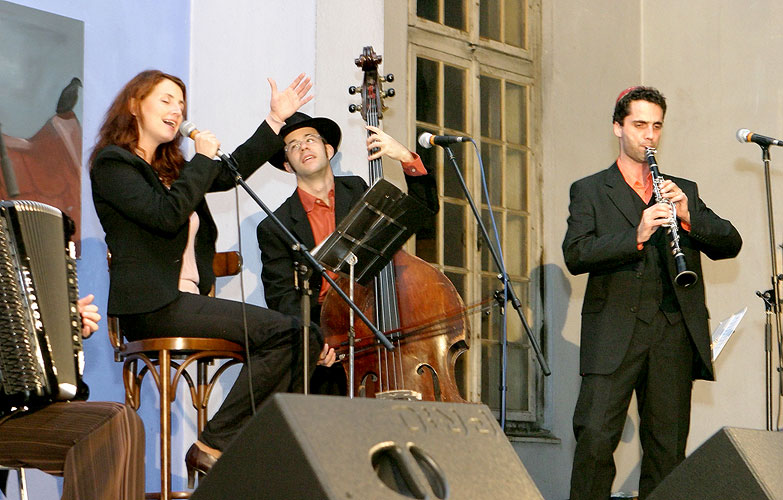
644, 147, 698, 287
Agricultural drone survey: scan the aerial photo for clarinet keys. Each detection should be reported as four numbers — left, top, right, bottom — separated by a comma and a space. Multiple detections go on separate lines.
644, 147, 698, 287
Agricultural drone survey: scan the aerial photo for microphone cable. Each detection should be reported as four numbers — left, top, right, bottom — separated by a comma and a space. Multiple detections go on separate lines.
228, 155, 257, 416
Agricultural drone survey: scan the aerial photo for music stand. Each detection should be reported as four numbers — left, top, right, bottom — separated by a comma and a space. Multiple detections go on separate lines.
313, 178, 435, 394
314, 178, 433, 283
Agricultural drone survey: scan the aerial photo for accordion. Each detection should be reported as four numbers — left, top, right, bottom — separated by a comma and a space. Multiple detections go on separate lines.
0, 200, 86, 418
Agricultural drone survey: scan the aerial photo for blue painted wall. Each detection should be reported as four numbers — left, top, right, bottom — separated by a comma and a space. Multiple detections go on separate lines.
2, 1, 190, 497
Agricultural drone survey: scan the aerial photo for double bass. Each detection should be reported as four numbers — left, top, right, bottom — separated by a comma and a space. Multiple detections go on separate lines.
321, 47, 469, 402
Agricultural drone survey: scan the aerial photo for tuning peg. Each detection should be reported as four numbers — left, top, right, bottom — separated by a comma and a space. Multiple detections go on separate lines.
382, 74, 394, 83
348, 103, 362, 113
348, 85, 358, 95
383, 88, 395, 98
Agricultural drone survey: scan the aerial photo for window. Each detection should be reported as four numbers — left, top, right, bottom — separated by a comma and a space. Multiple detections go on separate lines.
408, 0, 543, 429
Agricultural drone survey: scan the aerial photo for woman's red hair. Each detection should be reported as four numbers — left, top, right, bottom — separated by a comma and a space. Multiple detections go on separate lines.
90, 70, 187, 184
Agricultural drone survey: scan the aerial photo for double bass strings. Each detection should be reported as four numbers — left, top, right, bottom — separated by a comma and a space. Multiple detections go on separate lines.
334, 296, 497, 356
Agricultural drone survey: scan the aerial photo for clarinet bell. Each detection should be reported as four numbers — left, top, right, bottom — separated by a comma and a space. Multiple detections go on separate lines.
674, 253, 698, 287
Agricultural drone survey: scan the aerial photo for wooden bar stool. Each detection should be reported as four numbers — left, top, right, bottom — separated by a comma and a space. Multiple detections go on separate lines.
108, 251, 245, 500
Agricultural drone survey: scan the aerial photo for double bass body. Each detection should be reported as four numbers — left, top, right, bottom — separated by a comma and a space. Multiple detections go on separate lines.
321, 250, 470, 402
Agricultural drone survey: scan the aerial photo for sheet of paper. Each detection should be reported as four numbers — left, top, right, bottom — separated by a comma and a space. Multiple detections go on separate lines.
711, 307, 747, 361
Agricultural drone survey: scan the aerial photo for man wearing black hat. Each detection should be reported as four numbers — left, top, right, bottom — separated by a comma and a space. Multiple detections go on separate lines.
257, 112, 436, 394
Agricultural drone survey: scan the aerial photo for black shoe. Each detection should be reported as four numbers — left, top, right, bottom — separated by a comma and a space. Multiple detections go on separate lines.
185, 443, 218, 489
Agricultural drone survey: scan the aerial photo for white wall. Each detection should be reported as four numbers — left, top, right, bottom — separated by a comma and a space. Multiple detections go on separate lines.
187, 0, 385, 493
193, 0, 386, 307
521, 1, 783, 499
644, 0, 780, 462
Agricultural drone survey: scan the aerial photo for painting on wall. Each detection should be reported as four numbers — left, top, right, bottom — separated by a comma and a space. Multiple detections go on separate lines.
0, 1, 84, 253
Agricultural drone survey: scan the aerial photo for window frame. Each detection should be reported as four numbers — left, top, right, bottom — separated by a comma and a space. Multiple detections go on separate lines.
405, 0, 545, 429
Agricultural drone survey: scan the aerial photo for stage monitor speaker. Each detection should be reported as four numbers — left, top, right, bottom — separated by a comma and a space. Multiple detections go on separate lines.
191, 393, 543, 499
648, 427, 783, 500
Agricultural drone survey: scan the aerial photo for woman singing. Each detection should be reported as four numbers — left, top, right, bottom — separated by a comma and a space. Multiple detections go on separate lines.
90, 69, 328, 485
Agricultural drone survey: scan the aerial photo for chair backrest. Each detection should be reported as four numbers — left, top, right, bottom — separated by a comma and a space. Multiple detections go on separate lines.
211, 251, 242, 279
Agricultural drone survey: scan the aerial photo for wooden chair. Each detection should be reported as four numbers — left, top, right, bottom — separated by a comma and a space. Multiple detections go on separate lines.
107, 251, 246, 500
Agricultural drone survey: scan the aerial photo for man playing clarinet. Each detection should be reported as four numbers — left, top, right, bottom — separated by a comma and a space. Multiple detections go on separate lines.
562, 86, 742, 499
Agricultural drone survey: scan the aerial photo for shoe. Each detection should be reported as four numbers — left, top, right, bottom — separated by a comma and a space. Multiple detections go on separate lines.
185, 443, 218, 489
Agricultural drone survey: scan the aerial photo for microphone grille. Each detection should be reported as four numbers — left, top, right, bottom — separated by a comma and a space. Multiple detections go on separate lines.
417, 132, 434, 149
736, 128, 751, 143
179, 120, 196, 137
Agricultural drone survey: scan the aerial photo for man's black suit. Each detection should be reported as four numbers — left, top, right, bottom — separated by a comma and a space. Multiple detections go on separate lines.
257, 172, 437, 394
562, 163, 741, 499
257, 176, 372, 395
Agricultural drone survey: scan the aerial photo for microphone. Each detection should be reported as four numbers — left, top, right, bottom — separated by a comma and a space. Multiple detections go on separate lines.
736, 128, 783, 147
179, 120, 232, 162
417, 132, 471, 149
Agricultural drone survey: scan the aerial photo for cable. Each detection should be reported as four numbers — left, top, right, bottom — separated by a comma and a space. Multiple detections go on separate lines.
229, 158, 256, 416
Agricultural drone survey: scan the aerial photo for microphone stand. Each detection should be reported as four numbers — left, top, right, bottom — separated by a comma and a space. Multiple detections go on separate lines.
221, 156, 394, 382
294, 262, 313, 394
755, 145, 782, 431
441, 143, 551, 430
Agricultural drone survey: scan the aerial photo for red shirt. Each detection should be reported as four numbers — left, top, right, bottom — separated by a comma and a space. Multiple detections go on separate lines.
297, 186, 337, 303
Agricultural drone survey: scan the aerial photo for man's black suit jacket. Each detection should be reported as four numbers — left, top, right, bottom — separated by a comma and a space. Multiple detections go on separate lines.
257, 176, 368, 319
258, 172, 438, 320
562, 163, 742, 380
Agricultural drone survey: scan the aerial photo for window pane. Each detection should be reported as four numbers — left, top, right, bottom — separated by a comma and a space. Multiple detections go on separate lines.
444, 0, 465, 30
504, 0, 525, 48
506, 82, 527, 145
479, 0, 501, 42
416, 58, 438, 124
481, 279, 529, 341
480, 342, 529, 412
506, 280, 528, 343
443, 65, 466, 131
481, 277, 502, 340
480, 76, 501, 139
415, 126, 439, 264
443, 142, 468, 200
480, 142, 503, 208
506, 343, 530, 412
506, 214, 528, 277
505, 147, 527, 211
443, 202, 465, 268
445, 271, 466, 299
417, 0, 438, 22
481, 208, 503, 272
481, 342, 501, 408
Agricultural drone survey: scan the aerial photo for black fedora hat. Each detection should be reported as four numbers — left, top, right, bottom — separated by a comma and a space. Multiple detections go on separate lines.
268, 112, 342, 171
